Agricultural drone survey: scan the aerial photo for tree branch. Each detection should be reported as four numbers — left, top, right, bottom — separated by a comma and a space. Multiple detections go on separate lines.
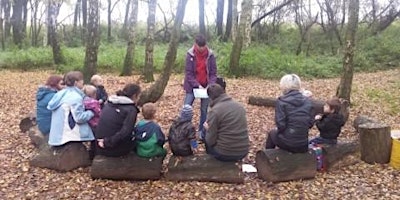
251, 0, 294, 27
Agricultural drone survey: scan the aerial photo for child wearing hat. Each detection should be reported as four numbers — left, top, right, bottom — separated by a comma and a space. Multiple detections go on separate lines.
310, 97, 345, 145
168, 104, 198, 156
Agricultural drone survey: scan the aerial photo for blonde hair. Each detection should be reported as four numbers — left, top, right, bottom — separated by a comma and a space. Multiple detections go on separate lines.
83, 84, 97, 98
279, 74, 301, 94
90, 74, 102, 85
142, 103, 157, 120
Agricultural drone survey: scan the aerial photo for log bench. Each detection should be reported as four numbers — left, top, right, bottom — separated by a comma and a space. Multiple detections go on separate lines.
255, 142, 358, 183
165, 154, 244, 184
91, 153, 165, 181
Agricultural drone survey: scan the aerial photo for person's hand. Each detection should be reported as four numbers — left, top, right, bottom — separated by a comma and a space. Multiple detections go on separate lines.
315, 114, 322, 120
203, 122, 209, 130
97, 139, 105, 148
199, 85, 204, 89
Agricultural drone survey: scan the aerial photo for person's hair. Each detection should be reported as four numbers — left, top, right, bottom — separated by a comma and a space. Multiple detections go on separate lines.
64, 71, 83, 87
90, 74, 102, 84
326, 97, 342, 113
279, 74, 301, 94
207, 84, 225, 100
83, 85, 97, 98
116, 83, 141, 98
195, 34, 207, 47
45, 75, 63, 89
142, 103, 157, 120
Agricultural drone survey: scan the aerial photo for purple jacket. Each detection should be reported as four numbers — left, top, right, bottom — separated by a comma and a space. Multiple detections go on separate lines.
183, 46, 218, 93
83, 97, 101, 128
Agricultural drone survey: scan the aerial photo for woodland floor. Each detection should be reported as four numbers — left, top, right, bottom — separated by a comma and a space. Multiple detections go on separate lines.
1, 69, 400, 199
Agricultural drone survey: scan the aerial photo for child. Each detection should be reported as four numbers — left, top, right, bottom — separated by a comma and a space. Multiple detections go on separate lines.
310, 97, 345, 145
134, 103, 166, 158
90, 75, 108, 108
83, 85, 101, 130
168, 104, 198, 157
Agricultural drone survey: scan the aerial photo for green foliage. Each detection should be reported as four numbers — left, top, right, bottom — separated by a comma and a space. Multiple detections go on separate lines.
366, 88, 400, 116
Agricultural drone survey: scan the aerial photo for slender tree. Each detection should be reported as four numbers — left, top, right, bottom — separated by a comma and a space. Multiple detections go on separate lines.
228, 0, 252, 77
143, 0, 157, 82
83, 0, 99, 82
231, 0, 238, 41
3, 0, 11, 40
72, 0, 82, 34
223, 0, 233, 41
11, 0, 27, 48
0, 0, 4, 49
336, 0, 359, 102
138, 0, 188, 106
81, 0, 87, 45
121, 0, 138, 76
48, 0, 64, 65
216, 0, 224, 38
107, 0, 120, 42
122, 0, 131, 39
199, 0, 206, 36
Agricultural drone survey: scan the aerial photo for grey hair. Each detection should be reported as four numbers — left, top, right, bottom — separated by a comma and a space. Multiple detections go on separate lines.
279, 74, 301, 94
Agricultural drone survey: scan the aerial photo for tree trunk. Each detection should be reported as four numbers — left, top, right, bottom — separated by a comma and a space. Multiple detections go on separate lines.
3, 0, 11, 40
120, 0, 138, 76
216, 0, 224, 38
143, 0, 157, 82
11, 0, 25, 48
228, 0, 252, 77
336, 0, 359, 102
81, 0, 87, 45
223, 0, 233, 42
359, 122, 391, 164
137, 0, 188, 106
165, 155, 244, 183
243, 2, 252, 48
122, 0, 131, 40
198, 0, 206, 36
231, 0, 238, 41
83, 0, 99, 83
107, 0, 112, 42
0, 0, 4, 50
48, 0, 64, 65
29, 0, 39, 47
21, 0, 27, 34
73, 0, 81, 34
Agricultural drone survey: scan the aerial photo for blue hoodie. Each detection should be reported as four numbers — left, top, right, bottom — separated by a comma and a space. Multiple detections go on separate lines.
47, 86, 94, 146
36, 86, 57, 135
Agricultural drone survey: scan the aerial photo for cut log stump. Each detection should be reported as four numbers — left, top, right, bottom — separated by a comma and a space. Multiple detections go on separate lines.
353, 115, 378, 133
320, 142, 359, 170
255, 149, 316, 183
91, 153, 165, 181
359, 122, 392, 164
165, 154, 244, 184
30, 142, 91, 172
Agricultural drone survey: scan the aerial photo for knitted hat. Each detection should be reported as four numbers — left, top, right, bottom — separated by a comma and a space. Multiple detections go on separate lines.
180, 104, 193, 122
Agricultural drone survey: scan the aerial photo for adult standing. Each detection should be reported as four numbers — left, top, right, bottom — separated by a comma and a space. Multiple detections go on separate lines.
95, 83, 141, 157
265, 74, 313, 153
36, 75, 63, 135
47, 71, 94, 146
183, 34, 217, 140
203, 84, 249, 162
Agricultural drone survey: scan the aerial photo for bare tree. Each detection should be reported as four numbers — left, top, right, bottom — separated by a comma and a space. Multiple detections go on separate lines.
122, 0, 131, 39
0, 0, 4, 49
294, 0, 319, 56
143, 0, 157, 82
231, 0, 238, 41
3, 0, 10, 40
83, 0, 99, 82
216, 0, 224, 38
199, 0, 206, 35
107, 0, 120, 42
251, 0, 294, 27
11, 0, 28, 48
48, 0, 64, 65
81, 0, 87, 45
336, 0, 359, 102
138, 0, 188, 106
361, 0, 400, 35
121, 0, 138, 76
73, 0, 82, 34
228, 0, 253, 77
223, 0, 233, 41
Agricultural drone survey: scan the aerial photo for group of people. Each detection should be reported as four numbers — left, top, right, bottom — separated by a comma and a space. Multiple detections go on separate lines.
35, 34, 345, 164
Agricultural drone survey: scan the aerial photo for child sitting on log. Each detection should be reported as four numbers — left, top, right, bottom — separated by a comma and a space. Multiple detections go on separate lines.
83, 85, 101, 131
134, 103, 167, 158
310, 97, 345, 145
90, 74, 108, 108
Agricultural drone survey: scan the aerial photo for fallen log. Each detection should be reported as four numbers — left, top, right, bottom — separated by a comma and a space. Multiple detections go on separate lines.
165, 154, 244, 184
27, 126, 48, 150
19, 115, 36, 133
321, 142, 359, 170
30, 142, 91, 172
91, 153, 165, 181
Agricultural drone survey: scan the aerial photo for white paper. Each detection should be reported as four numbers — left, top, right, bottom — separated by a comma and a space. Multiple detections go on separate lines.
242, 164, 257, 173
193, 88, 208, 99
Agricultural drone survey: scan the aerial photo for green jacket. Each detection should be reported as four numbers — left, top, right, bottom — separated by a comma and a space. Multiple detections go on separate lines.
134, 120, 166, 158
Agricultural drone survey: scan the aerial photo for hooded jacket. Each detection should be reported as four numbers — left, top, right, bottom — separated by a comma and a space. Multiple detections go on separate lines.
95, 95, 139, 157
47, 86, 94, 146
275, 90, 313, 149
36, 86, 57, 135
316, 113, 345, 139
134, 120, 166, 158
168, 117, 197, 156
183, 46, 217, 93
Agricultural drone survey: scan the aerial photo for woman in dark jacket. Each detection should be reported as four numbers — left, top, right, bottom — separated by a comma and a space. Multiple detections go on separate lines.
95, 84, 141, 157
265, 74, 313, 153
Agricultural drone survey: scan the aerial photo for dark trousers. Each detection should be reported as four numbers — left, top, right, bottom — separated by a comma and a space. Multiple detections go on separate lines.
309, 137, 337, 145
265, 129, 308, 153
205, 142, 246, 162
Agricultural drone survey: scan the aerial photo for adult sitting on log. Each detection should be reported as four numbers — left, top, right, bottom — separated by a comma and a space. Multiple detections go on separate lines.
265, 74, 313, 153
203, 84, 249, 161
95, 83, 141, 157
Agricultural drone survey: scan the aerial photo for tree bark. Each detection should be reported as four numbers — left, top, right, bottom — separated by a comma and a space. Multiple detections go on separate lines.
216, 0, 224, 38
0, 0, 4, 49
228, 0, 252, 77
359, 122, 392, 164
143, 0, 157, 82
223, 0, 233, 42
336, 0, 359, 102
122, 0, 131, 39
198, 0, 206, 36
73, 0, 81, 34
11, 0, 26, 48
231, 0, 238, 41
137, 0, 188, 106
107, 0, 120, 42
48, 0, 64, 65
83, 0, 99, 83
29, 0, 39, 47
81, 0, 87, 45
3, 0, 11, 40
120, 0, 138, 76
165, 155, 244, 183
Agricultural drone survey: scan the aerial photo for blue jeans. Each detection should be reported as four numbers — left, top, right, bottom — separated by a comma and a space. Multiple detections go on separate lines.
184, 92, 209, 139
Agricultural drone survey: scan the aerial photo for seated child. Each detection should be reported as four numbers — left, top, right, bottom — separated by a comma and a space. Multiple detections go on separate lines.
168, 105, 198, 156
90, 74, 108, 108
310, 97, 345, 145
134, 103, 166, 158
83, 85, 101, 130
